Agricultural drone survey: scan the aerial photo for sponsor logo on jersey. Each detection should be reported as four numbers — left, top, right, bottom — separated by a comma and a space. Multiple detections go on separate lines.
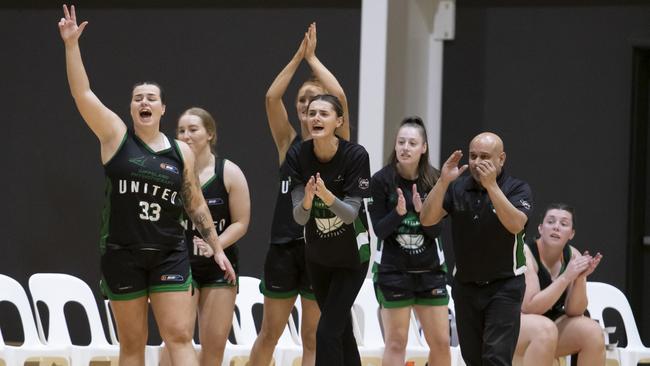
520, 199, 531, 210
358, 178, 370, 189
160, 274, 184, 282
160, 163, 179, 174
207, 198, 224, 205
334, 174, 344, 182
129, 156, 148, 167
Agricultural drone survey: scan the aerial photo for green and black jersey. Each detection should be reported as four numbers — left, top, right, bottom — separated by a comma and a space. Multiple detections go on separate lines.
183, 158, 238, 269
369, 164, 446, 274
100, 130, 185, 253
270, 136, 304, 245
287, 139, 372, 269
528, 240, 572, 320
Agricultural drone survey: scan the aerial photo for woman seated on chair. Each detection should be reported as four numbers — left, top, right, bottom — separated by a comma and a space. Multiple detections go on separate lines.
514, 203, 605, 366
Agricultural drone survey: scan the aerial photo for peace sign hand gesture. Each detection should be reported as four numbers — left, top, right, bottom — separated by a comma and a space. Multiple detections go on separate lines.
58, 4, 88, 44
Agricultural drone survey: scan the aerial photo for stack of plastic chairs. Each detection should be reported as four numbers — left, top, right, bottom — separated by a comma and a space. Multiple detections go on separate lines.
28, 273, 120, 366
586, 281, 650, 366
0, 274, 69, 365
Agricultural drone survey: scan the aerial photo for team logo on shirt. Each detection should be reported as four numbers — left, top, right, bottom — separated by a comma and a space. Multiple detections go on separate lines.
160, 163, 179, 174
358, 178, 370, 189
395, 212, 429, 255
129, 156, 148, 167
312, 198, 346, 238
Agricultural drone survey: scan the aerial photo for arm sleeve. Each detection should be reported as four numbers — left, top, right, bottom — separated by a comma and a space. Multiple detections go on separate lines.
328, 196, 362, 224
291, 184, 311, 225
369, 174, 405, 240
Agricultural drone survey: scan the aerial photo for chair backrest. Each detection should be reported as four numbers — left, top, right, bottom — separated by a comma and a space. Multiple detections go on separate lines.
0, 274, 42, 347
28, 273, 110, 347
353, 278, 384, 347
233, 276, 264, 345
585, 281, 644, 348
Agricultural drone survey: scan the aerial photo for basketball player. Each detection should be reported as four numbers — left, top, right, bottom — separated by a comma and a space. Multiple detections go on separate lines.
369, 117, 450, 366
58, 6, 233, 366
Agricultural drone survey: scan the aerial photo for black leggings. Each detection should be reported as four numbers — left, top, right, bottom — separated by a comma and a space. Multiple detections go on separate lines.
307, 260, 368, 366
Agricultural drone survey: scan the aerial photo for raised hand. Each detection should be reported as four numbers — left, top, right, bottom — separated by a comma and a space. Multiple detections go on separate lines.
411, 184, 422, 213
563, 253, 592, 282
580, 251, 603, 277
193, 236, 214, 257
314, 172, 334, 205
396, 188, 407, 216
440, 150, 468, 184
476, 159, 498, 187
303, 175, 317, 210
304, 22, 317, 61
58, 4, 88, 43
293, 35, 307, 61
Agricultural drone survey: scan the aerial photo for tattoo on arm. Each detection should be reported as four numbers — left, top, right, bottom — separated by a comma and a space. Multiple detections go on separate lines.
181, 170, 218, 246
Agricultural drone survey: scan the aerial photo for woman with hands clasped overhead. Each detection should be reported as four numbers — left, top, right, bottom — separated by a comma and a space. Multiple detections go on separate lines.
58, 5, 234, 366
514, 203, 605, 366
250, 23, 350, 366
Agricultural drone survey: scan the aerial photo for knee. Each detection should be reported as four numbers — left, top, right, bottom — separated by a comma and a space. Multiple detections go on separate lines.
427, 334, 450, 355
162, 324, 194, 345
258, 324, 285, 346
301, 331, 317, 352
581, 320, 605, 350
384, 334, 408, 354
119, 335, 147, 355
536, 319, 559, 346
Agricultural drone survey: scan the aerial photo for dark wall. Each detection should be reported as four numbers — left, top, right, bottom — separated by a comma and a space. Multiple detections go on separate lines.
0, 4, 360, 341
441, 3, 650, 339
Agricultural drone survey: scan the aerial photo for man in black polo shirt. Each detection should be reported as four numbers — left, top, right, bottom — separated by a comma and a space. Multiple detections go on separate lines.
421, 132, 532, 366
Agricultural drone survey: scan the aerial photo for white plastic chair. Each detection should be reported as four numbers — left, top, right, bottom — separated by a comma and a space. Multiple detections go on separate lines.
586, 281, 650, 366
0, 274, 69, 365
226, 276, 295, 366
352, 278, 384, 365
28, 273, 119, 366
103, 299, 161, 366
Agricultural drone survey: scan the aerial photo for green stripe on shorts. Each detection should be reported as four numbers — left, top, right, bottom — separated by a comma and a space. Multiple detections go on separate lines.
100, 278, 148, 301
375, 284, 415, 309
259, 279, 298, 299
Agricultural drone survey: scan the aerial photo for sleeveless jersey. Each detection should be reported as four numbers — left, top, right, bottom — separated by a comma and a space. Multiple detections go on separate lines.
529, 240, 573, 320
184, 158, 238, 268
269, 136, 304, 244
100, 130, 185, 253
370, 165, 447, 274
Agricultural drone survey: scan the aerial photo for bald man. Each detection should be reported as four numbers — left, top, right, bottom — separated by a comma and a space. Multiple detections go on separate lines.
421, 132, 533, 366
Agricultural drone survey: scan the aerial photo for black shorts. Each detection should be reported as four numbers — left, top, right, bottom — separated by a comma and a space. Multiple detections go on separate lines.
374, 270, 449, 308
190, 244, 239, 289
260, 239, 315, 300
100, 246, 191, 301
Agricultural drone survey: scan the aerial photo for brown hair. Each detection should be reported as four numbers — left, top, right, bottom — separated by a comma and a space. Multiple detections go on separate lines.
180, 107, 217, 149
387, 116, 440, 192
